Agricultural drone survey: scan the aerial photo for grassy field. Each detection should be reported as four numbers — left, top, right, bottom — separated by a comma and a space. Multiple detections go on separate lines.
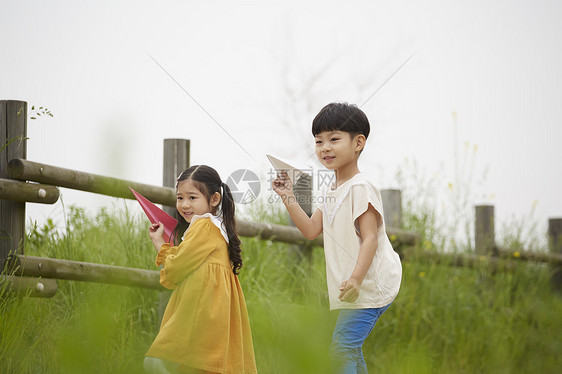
1, 206, 561, 373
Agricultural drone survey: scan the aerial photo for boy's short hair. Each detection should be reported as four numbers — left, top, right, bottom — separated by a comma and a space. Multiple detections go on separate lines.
311, 102, 370, 139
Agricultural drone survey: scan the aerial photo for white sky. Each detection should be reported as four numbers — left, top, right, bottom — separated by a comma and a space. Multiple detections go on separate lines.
1, 0, 561, 243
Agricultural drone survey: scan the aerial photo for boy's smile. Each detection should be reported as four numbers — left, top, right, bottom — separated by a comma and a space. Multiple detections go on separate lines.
315, 131, 363, 171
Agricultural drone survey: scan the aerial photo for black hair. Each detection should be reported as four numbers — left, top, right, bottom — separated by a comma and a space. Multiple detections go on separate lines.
311, 102, 370, 139
170, 165, 243, 275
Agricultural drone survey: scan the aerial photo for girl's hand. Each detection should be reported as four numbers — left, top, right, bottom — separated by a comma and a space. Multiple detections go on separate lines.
272, 171, 294, 203
149, 223, 166, 251
339, 279, 360, 303
149, 222, 165, 240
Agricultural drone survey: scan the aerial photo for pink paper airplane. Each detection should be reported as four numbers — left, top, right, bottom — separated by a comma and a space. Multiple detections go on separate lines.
130, 188, 178, 243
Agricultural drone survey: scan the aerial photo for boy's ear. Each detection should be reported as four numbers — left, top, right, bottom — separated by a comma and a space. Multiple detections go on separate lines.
354, 134, 366, 152
210, 192, 221, 208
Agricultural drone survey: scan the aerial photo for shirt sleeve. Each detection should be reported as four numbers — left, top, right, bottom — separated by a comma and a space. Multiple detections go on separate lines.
351, 183, 384, 235
157, 218, 220, 289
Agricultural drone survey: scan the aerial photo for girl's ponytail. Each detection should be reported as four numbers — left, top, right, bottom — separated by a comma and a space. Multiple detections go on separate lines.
221, 182, 243, 275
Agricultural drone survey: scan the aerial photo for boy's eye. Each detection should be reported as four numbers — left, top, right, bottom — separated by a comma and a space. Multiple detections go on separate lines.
315, 140, 322, 144
331, 137, 340, 142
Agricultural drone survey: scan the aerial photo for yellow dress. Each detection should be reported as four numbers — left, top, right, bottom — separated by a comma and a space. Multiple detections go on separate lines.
146, 216, 257, 373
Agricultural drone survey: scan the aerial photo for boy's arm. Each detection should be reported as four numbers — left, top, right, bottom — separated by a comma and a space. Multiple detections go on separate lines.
339, 204, 380, 303
272, 171, 323, 240
285, 203, 323, 240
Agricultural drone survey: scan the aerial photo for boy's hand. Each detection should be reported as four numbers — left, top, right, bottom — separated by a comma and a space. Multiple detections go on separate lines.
339, 279, 360, 303
272, 171, 294, 202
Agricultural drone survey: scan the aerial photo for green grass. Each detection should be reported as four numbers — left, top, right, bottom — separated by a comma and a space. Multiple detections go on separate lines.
1, 206, 562, 373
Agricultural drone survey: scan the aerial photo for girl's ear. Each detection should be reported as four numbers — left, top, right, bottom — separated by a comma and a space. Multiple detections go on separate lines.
355, 134, 366, 152
210, 192, 221, 208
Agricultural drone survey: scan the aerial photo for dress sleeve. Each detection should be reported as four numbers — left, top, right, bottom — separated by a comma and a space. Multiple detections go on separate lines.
351, 183, 384, 235
156, 243, 179, 267
158, 219, 219, 289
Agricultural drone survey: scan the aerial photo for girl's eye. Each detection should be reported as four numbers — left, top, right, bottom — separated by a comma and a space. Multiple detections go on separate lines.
315, 140, 322, 144
331, 138, 339, 142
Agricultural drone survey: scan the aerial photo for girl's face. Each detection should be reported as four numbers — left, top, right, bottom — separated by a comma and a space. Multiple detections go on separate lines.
176, 179, 220, 223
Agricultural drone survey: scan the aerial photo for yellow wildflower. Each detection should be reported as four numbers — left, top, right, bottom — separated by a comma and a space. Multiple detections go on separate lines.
513, 251, 521, 258
390, 234, 397, 242
419, 272, 426, 278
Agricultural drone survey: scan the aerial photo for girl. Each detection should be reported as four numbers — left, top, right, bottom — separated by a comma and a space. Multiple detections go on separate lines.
144, 165, 257, 374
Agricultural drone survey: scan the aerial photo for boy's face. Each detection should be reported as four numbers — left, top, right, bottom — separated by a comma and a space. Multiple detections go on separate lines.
314, 131, 365, 170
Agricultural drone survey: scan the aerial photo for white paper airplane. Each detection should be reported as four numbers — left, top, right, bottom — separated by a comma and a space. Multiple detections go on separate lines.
266, 154, 312, 185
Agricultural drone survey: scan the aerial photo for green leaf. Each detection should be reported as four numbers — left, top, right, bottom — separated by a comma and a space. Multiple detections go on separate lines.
1, 137, 25, 152
30, 117, 36, 120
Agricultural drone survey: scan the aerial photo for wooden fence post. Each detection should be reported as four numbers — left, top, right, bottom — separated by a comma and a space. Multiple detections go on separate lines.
158, 139, 190, 324
549, 218, 562, 290
1, 100, 27, 264
381, 189, 403, 229
162, 139, 190, 217
288, 174, 313, 261
475, 205, 495, 255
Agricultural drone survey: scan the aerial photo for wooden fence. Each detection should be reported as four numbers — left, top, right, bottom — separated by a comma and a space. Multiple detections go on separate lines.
0, 100, 420, 299
1, 99, 561, 299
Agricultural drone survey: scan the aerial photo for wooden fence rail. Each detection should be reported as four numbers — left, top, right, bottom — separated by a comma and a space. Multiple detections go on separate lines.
4, 254, 162, 291
404, 247, 562, 268
0, 274, 58, 298
8, 158, 176, 205
0, 178, 59, 204
5, 158, 420, 249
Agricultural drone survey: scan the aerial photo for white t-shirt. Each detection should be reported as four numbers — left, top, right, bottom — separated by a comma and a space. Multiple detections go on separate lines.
319, 173, 402, 310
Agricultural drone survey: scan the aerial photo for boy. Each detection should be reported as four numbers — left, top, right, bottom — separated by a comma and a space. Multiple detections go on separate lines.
272, 102, 402, 373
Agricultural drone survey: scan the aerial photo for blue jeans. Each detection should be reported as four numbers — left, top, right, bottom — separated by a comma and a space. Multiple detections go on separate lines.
330, 304, 391, 374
